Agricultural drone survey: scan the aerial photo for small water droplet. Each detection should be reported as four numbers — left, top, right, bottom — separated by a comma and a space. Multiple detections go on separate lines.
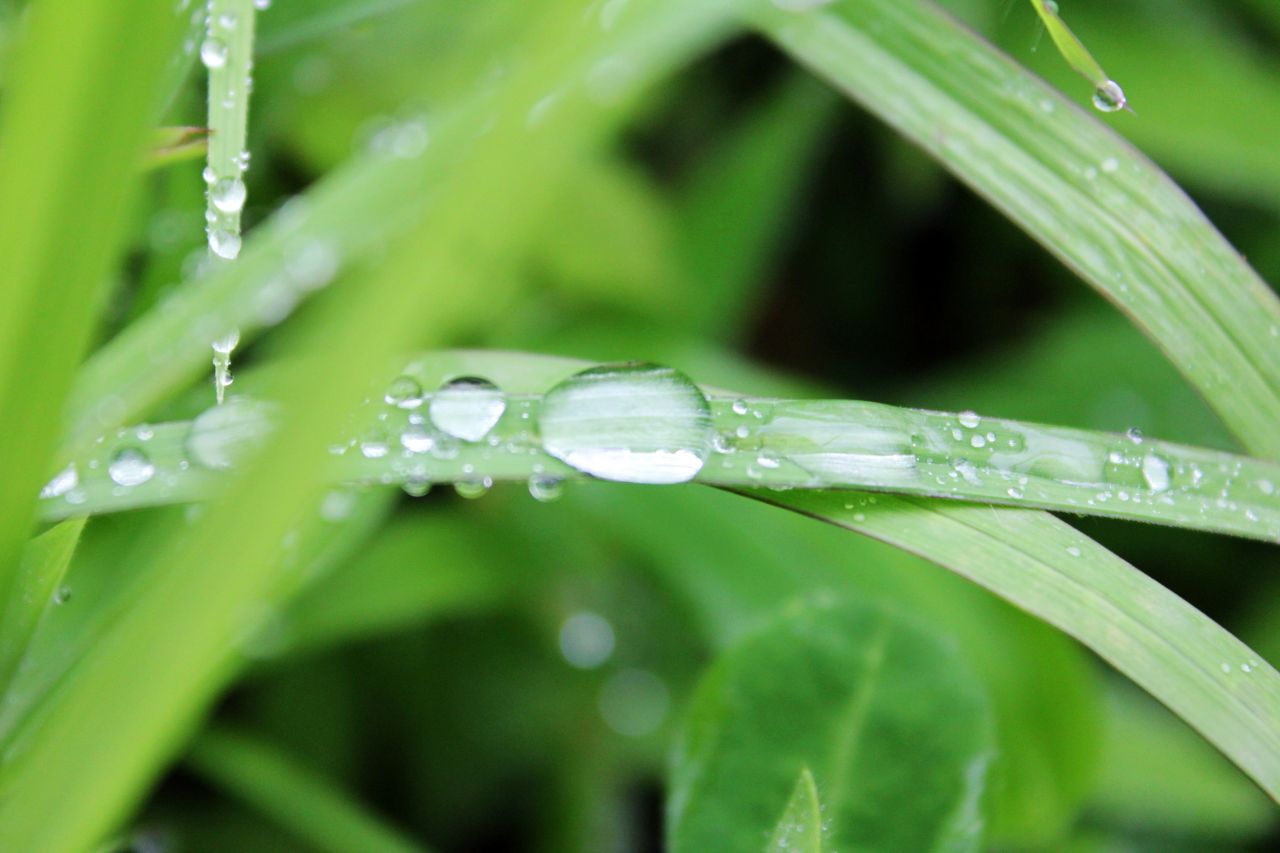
429, 377, 506, 442
40, 464, 79, 499
384, 376, 424, 409
53, 585, 72, 605
1091, 79, 1127, 113
454, 478, 492, 500
1101, 156, 1120, 174
528, 475, 564, 503
401, 477, 431, 498
1142, 453, 1171, 493
1125, 427, 1144, 444
208, 229, 241, 259
399, 424, 435, 454
539, 363, 713, 485
210, 177, 246, 214
200, 37, 228, 68
958, 411, 980, 428
253, 0, 271, 9
108, 448, 155, 487
1066, 546, 1082, 557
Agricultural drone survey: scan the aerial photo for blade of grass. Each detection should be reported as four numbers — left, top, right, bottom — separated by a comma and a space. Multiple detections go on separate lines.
0, 0, 187, 669
753, 0, 1280, 459
40, 366, 1280, 544
748, 488, 1280, 803
188, 727, 428, 853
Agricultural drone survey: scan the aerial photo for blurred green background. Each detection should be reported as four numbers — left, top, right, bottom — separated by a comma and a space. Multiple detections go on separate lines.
8, 0, 1279, 850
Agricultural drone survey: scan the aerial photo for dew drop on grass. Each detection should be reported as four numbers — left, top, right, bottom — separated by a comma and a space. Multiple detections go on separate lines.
958, 410, 980, 428
455, 478, 493, 500
40, 464, 78, 499
200, 37, 228, 69
402, 477, 431, 498
384, 375, 424, 409
429, 377, 506, 442
208, 229, 241, 259
1141, 453, 1171, 493
53, 585, 72, 605
108, 448, 155, 487
399, 424, 435, 454
253, 0, 271, 9
528, 474, 564, 503
539, 363, 714, 485
210, 177, 246, 214
1091, 79, 1127, 113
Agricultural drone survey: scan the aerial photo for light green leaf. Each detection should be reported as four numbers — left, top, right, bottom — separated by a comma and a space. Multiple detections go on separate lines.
0, 519, 87, 692
669, 597, 992, 853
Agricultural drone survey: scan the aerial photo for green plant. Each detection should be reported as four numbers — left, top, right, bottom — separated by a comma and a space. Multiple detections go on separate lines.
0, 0, 1275, 851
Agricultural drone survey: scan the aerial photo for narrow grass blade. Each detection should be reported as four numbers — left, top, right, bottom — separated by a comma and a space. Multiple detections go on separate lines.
1026, 0, 1125, 110
767, 769, 825, 853
0, 0, 186, 654
188, 727, 428, 853
747, 489, 1280, 803
0, 520, 87, 693
754, 0, 1280, 459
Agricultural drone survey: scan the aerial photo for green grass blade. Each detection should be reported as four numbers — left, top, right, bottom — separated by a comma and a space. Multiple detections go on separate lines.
0, 0, 186, 651
187, 727, 428, 853
767, 769, 825, 853
0, 519, 86, 693
754, 0, 1280, 459
1026, 0, 1123, 107
748, 489, 1280, 802
42, 362, 1280, 544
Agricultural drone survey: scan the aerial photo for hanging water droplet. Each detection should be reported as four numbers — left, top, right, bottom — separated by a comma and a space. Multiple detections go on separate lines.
200, 37, 228, 68
1091, 79, 1127, 113
455, 478, 492, 500
208, 229, 241, 259
402, 477, 432, 498
210, 177, 246, 214
384, 375, 424, 409
40, 464, 79, 499
539, 363, 713, 485
528, 474, 564, 503
429, 377, 506, 442
108, 448, 155, 487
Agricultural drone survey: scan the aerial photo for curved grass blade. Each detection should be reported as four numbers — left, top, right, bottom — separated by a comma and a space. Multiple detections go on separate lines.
754, 0, 1280, 460
746, 489, 1280, 803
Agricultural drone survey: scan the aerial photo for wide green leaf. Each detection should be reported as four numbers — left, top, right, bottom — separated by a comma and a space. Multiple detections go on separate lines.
668, 596, 992, 852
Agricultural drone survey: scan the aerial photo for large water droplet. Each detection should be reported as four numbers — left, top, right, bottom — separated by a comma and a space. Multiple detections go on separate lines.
1141, 453, 1171, 493
210, 177, 246, 214
1091, 79, 1127, 113
429, 378, 506, 442
539, 363, 713, 485
200, 37, 228, 69
108, 448, 155, 487
384, 376, 424, 409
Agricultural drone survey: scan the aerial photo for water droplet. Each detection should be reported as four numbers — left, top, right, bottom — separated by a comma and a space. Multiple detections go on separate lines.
969, 434, 987, 449
958, 411, 980, 428
210, 177, 246, 214
40, 464, 79, 498
399, 424, 435, 454
429, 377, 506, 442
528, 474, 564, 503
1091, 79, 1127, 113
360, 440, 389, 459
108, 448, 155, 487
384, 375, 424, 409
401, 477, 431, 498
1066, 546, 1082, 557
253, 0, 271, 9
1125, 427, 1144, 444
1101, 156, 1120, 174
559, 610, 614, 668
208, 229, 241, 259
53, 585, 72, 605
454, 478, 492, 500
539, 363, 713, 485
1142, 453, 1171, 493
200, 37, 228, 68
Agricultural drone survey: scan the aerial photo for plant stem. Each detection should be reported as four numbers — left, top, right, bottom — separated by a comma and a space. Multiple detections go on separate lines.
203, 0, 257, 403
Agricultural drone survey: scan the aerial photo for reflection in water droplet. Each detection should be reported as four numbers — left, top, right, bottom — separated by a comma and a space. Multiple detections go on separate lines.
384, 375, 424, 409
539, 363, 713, 485
429, 378, 506, 442
528, 475, 564, 503
1091, 79, 1127, 113
108, 448, 155, 487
